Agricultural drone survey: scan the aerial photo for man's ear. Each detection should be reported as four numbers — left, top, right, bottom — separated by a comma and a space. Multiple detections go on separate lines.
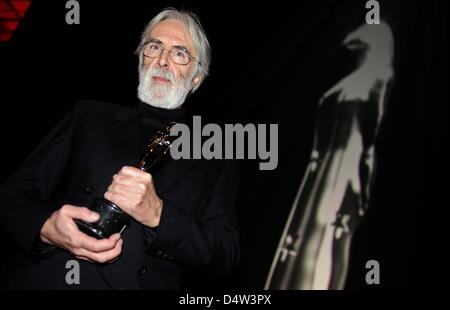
191, 74, 203, 91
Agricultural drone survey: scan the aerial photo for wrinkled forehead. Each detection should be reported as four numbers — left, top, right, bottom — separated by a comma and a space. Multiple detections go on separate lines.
148, 19, 197, 55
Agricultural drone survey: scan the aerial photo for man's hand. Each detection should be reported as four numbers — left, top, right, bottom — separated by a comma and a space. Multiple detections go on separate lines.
40, 204, 123, 263
104, 166, 163, 228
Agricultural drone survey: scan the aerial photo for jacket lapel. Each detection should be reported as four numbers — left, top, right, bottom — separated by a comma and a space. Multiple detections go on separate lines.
107, 105, 142, 173
151, 113, 201, 195
96, 104, 143, 289
153, 158, 201, 195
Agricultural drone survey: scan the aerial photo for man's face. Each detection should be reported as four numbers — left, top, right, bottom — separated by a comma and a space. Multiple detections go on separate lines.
138, 19, 201, 109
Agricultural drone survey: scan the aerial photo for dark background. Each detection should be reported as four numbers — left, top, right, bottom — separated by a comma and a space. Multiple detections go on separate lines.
0, 0, 447, 289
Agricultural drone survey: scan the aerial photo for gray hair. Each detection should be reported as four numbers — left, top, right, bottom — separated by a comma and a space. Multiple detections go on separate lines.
136, 8, 211, 93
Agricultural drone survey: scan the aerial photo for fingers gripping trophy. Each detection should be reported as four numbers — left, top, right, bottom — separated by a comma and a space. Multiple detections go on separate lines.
74, 123, 177, 239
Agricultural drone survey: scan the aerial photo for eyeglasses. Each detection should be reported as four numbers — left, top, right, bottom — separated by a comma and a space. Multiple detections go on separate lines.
142, 41, 199, 65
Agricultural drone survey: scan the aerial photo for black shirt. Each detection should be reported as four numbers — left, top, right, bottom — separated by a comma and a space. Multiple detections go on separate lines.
139, 102, 187, 151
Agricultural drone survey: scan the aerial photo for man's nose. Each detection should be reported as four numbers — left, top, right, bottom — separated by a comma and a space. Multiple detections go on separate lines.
158, 49, 170, 68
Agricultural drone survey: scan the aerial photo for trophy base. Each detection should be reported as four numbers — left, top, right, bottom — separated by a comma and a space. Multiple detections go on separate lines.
74, 198, 130, 239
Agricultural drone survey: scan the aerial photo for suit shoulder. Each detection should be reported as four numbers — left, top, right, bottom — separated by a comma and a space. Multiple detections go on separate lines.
74, 99, 132, 114
72, 99, 134, 118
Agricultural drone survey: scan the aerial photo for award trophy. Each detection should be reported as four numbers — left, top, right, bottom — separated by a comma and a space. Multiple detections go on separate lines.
74, 123, 177, 239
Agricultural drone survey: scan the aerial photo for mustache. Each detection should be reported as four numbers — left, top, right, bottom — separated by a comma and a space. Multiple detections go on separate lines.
144, 68, 174, 83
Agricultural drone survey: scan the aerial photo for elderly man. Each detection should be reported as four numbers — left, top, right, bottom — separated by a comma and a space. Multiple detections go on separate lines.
0, 9, 239, 289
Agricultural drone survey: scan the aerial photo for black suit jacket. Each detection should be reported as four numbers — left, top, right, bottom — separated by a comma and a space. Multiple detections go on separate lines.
0, 100, 239, 289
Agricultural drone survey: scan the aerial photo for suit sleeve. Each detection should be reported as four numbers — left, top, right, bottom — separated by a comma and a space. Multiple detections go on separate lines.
144, 160, 240, 274
0, 105, 77, 257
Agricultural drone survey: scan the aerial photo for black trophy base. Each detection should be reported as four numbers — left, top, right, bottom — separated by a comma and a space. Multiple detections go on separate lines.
75, 198, 130, 239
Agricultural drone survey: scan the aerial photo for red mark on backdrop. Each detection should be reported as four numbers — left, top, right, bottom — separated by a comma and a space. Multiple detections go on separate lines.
0, 0, 32, 42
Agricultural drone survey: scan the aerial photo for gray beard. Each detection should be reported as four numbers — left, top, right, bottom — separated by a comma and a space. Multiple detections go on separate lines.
137, 67, 192, 110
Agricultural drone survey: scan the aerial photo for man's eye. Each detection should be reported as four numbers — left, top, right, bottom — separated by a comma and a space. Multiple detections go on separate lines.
148, 44, 161, 50
175, 51, 187, 58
